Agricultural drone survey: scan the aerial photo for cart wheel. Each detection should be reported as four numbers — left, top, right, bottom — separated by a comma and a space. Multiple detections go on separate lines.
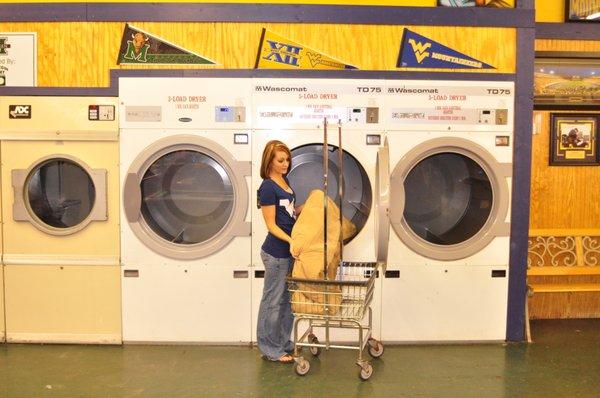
308, 334, 321, 357
294, 358, 311, 376
359, 362, 373, 381
367, 339, 385, 358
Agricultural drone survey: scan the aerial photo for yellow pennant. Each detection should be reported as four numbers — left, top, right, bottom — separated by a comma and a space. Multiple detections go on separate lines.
255, 29, 357, 70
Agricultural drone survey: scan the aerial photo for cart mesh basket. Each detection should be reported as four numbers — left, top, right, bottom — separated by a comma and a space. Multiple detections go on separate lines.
287, 262, 377, 321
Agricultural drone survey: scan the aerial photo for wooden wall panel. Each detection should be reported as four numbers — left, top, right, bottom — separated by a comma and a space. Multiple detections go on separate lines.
530, 38, 600, 319
530, 111, 600, 229
529, 276, 600, 319
0, 22, 516, 87
536, 39, 600, 52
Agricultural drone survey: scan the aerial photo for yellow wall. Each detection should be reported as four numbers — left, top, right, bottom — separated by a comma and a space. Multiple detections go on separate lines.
535, 0, 565, 22
0, 142, 3, 342
0, 22, 516, 87
0, 266, 4, 342
0, 0, 436, 4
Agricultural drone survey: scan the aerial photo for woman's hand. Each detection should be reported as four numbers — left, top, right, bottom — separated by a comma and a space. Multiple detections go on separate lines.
289, 239, 301, 259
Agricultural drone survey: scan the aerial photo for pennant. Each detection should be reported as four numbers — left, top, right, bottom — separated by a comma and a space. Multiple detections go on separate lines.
117, 24, 216, 65
397, 28, 494, 70
255, 28, 357, 70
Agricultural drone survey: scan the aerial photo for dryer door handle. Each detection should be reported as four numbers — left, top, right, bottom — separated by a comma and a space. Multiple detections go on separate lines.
124, 172, 141, 223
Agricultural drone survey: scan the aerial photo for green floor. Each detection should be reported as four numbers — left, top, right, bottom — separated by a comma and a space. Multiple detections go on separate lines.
1, 319, 599, 397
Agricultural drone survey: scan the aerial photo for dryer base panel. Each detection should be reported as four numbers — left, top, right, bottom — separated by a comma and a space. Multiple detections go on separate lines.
4, 265, 122, 344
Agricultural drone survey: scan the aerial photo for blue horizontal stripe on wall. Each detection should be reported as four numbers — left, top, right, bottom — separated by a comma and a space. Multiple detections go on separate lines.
0, 3, 534, 27
536, 22, 600, 40
0, 69, 516, 97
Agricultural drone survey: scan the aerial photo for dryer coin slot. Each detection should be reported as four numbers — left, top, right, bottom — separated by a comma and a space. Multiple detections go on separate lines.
367, 107, 379, 124
234, 133, 249, 145
233, 270, 249, 278
366, 134, 381, 145
346, 107, 379, 124
178, 117, 192, 123
124, 270, 139, 278
255, 270, 265, 278
385, 270, 400, 278
478, 108, 508, 125
495, 136, 510, 146
491, 270, 506, 278
495, 109, 508, 125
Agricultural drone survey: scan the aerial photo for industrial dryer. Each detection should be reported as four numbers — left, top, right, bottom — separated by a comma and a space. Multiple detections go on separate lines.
0, 96, 121, 344
119, 77, 252, 343
379, 80, 514, 341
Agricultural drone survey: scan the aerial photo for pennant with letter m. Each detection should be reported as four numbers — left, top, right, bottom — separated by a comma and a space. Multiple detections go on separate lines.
397, 28, 494, 70
117, 24, 216, 65
255, 28, 357, 70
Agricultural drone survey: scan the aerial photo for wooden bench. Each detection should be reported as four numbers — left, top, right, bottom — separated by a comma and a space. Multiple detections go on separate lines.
525, 229, 600, 342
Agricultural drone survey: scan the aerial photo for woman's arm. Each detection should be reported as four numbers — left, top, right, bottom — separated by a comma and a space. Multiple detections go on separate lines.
261, 205, 292, 243
295, 203, 304, 217
262, 205, 300, 257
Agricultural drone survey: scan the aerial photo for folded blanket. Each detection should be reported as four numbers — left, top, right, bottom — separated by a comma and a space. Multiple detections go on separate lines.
290, 190, 356, 315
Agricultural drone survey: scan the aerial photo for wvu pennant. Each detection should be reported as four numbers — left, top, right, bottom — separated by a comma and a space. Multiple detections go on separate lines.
255, 28, 357, 70
117, 24, 216, 65
397, 28, 494, 70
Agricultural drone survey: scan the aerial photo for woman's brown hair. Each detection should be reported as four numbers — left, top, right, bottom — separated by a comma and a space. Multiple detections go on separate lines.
260, 140, 292, 179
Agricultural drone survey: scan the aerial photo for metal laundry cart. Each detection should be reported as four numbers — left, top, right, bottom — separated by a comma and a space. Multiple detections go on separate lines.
287, 119, 384, 381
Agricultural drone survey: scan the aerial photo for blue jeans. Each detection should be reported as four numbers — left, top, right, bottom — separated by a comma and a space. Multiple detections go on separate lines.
257, 250, 294, 360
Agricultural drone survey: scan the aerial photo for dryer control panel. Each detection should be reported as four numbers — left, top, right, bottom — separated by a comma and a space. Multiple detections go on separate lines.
215, 106, 246, 123
385, 80, 514, 132
478, 109, 508, 125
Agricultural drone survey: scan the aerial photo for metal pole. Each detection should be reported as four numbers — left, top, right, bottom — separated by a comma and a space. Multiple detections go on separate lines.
323, 117, 329, 281
338, 119, 343, 264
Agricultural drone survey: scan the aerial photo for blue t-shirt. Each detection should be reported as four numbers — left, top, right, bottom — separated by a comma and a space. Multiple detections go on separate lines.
258, 178, 297, 258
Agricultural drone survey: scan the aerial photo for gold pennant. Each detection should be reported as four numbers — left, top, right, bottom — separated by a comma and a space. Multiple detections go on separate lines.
255, 29, 357, 70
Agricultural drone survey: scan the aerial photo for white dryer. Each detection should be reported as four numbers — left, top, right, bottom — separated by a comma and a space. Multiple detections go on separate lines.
250, 78, 388, 342
379, 80, 514, 342
119, 77, 253, 343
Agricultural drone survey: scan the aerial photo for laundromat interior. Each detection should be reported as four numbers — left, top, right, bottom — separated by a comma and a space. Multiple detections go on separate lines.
1, 0, 600, 395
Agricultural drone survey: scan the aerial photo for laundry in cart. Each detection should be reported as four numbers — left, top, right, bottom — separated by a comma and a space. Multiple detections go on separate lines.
290, 189, 356, 315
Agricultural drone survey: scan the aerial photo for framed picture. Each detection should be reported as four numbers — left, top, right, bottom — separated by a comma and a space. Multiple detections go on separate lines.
566, 0, 600, 21
535, 52, 600, 108
549, 113, 599, 165
437, 0, 512, 7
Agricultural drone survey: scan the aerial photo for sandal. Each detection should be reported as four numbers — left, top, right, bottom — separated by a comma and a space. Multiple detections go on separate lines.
277, 354, 294, 364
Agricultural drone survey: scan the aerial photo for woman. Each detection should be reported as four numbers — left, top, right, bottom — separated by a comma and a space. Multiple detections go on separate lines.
256, 140, 300, 363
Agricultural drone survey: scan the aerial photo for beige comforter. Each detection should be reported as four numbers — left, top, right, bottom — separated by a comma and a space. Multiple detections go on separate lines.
290, 190, 356, 315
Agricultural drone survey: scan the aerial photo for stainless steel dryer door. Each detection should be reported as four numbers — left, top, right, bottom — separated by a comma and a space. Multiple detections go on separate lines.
124, 135, 251, 259
375, 139, 391, 264
389, 137, 511, 261
288, 144, 372, 242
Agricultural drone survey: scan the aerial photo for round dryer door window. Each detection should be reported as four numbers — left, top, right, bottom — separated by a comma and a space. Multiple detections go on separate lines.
288, 144, 372, 240
140, 150, 234, 245
403, 153, 493, 245
27, 159, 96, 228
